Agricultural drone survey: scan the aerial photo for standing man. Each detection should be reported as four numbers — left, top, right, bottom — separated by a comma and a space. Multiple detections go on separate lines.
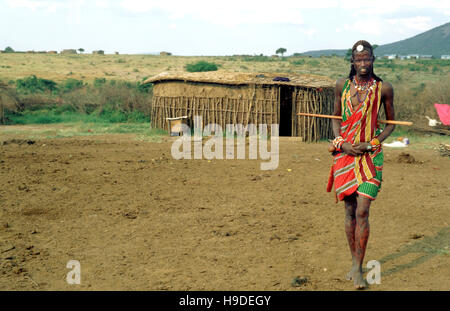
328, 40, 395, 289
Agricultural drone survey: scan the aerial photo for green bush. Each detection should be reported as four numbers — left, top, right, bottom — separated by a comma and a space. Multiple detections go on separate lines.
8, 76, 153, 125
137, 80, 152, 93
291, 59, 305, 66
185, 61, 218, 72
406, 64, 428, 72
416, 59, 450, 67
432, 66, 441, 73
93, 78, 106, 88
60, 78, 84, 93
241, 56, 275, 62
6, 105, 149, 125
125, 110, 149, 122
412, 82, 426, 96
16, 75, 58, 94
308, 59, 320, 66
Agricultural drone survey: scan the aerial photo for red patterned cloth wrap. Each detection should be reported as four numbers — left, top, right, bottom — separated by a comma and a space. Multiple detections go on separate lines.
327, 79, 384, 201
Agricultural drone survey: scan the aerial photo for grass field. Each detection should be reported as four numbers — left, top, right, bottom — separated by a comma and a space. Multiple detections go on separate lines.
1, 52, 450, 126
1, 53, 449, 84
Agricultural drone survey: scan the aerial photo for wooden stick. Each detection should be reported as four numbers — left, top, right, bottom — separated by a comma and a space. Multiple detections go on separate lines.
296, 112, 413, 126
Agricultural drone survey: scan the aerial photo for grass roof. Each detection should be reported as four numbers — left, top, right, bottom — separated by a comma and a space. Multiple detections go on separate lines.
143, 71, 335, 89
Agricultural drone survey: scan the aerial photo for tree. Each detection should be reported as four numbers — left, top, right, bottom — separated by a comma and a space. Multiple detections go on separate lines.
345, 48, 352, 61
276, 47, 287, 57
78, 48, 85, 54
4, 46, 14, 53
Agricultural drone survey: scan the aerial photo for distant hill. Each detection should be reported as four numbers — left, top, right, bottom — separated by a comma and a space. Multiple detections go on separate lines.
299, 49, 347, 57
299, 22, 450, 58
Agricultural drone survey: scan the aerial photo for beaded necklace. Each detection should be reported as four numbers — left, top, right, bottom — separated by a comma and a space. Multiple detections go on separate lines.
352, 76, 376, 92
352, 76, 376, 104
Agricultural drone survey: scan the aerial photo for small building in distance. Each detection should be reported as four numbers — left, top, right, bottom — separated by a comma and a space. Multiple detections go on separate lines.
406, 54, 420, 59
420, 55, 432, 59
160, 51, 172, 56
383, 54, 397, 60
61, 49, 77, 54
441, 55, 450, 59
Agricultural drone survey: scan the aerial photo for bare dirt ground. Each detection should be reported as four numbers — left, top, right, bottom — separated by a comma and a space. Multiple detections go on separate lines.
0, 130, 449, 291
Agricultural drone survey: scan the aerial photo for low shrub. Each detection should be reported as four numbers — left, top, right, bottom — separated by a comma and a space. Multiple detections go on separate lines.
60, 78, 84, 93
185, 61, 218, 72
16, 75, 58, 94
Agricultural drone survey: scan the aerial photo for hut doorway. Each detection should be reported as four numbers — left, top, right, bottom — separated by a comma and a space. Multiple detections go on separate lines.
279, 86, 293, 136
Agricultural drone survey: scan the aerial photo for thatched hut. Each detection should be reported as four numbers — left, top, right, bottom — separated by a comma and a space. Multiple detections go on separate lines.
143, 71, 335, 141
61, 49, 77, 54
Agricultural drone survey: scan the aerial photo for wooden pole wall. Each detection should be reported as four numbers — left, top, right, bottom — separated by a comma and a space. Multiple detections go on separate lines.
150, 84, 333, 140
291, 87, 334, 142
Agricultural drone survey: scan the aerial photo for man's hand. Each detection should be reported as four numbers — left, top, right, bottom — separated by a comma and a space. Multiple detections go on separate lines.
352, 142, 372, 153
341, 142, 367, 156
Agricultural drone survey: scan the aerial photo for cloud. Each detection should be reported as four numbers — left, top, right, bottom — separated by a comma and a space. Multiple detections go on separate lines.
339, 0, 450, 15
94, 0, 110, 9
5, 0, 52, 10
350, 15, 437, 38
114, 0, 450, 29
299, 28, 318, 38
387, 16, 433, 32
4, 0, 86, 12
116, 0, 348, 27
4, 0, 114, 12
352, 19, 383, 36
7, 0, 447, 29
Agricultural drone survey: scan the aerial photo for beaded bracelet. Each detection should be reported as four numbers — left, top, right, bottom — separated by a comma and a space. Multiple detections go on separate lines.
333, 136, 345, 151
370, 137, 381, 151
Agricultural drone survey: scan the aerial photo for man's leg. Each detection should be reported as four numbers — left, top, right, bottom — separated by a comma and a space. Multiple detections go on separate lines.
353, 195, 371, 289
344, 193, 358, 280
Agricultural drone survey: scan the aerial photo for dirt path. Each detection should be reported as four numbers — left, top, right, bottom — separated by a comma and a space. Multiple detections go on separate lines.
0, 134, 449, 290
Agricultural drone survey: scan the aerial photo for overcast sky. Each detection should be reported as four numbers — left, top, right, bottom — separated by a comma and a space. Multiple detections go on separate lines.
1, 0, 449, 55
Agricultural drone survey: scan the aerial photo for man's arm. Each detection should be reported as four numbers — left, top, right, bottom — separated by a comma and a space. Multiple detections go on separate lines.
376, 81, 395, 142
332, 78, 345, 138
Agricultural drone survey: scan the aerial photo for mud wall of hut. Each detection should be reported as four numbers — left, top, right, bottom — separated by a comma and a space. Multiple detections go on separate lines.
150, 81, 334, 142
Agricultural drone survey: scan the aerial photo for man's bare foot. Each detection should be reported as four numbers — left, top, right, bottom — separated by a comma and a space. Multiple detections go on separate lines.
346, 265, 358, 280
353, 270, 367, 289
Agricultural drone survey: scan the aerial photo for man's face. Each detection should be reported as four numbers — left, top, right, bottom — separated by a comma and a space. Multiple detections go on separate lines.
352, 50, 373, 77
